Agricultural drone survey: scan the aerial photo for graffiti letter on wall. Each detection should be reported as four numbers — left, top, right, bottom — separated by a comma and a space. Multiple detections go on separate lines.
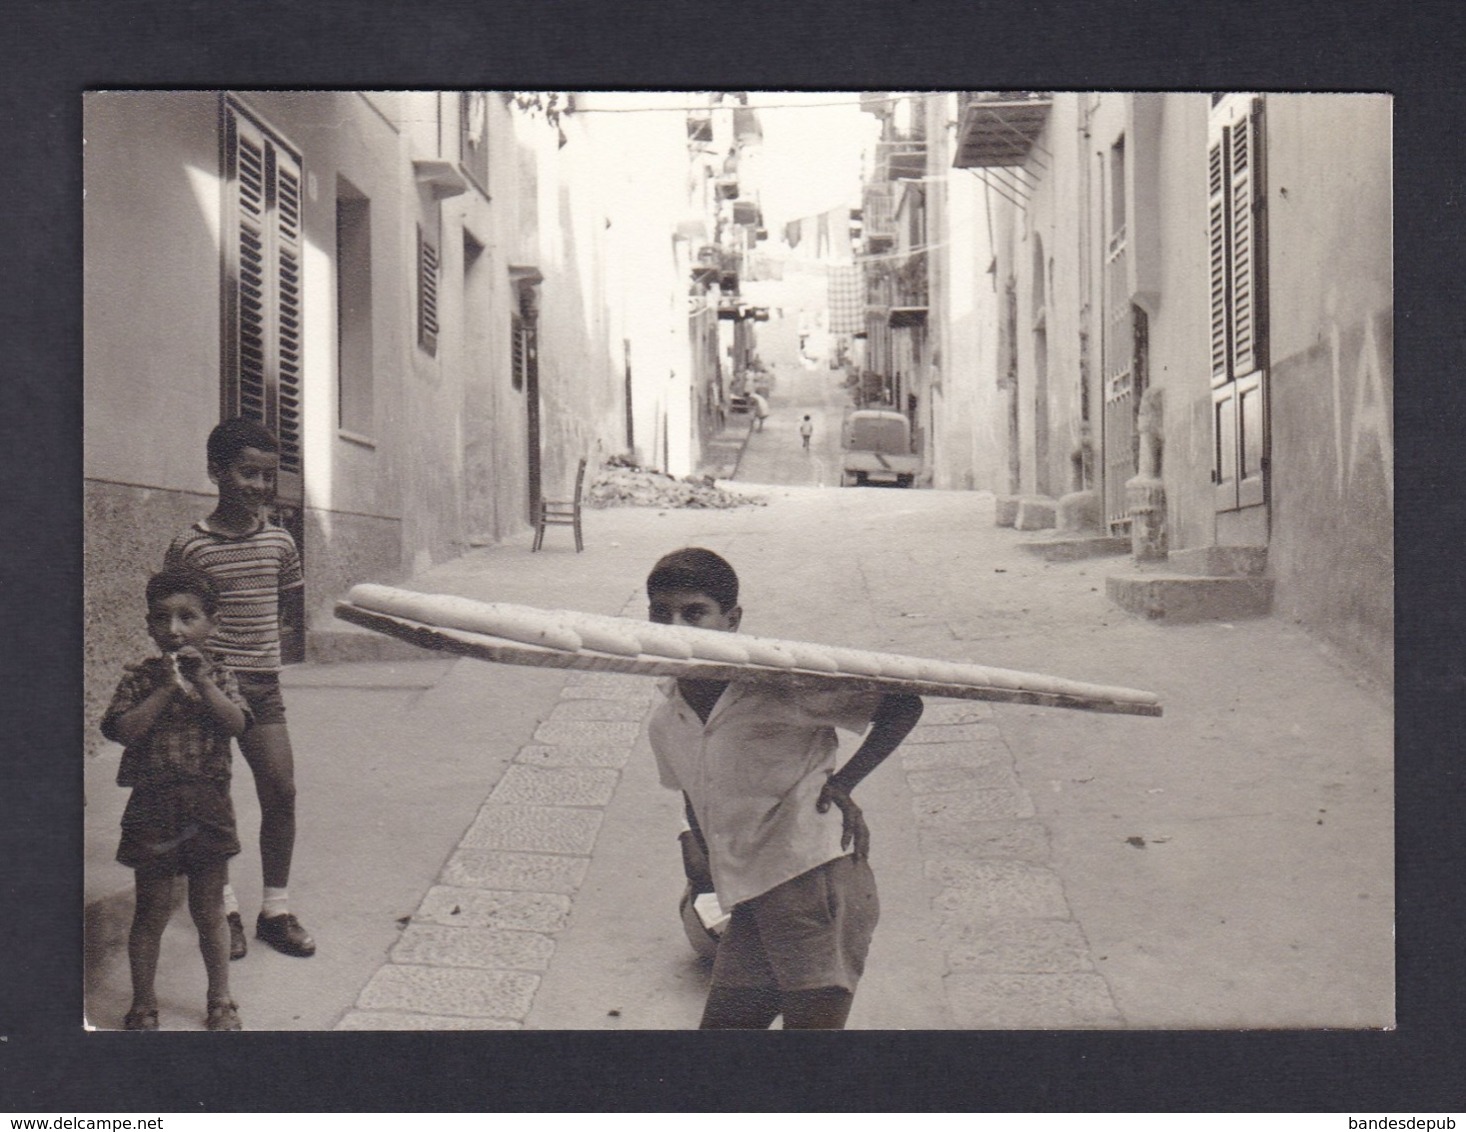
1330, 319, 1346, 493
1348, 315, 1392, 502
1330, 309, 1393, 509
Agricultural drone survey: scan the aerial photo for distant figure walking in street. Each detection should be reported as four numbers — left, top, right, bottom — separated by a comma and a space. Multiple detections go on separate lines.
644, 547, 923, 1028
799, 415, 813, 450
103, 566, 250, 1031
751, 392, 770, 432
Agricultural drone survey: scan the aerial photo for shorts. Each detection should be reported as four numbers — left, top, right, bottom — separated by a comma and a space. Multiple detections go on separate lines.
236, 671, 287, 726
116, 779, 241, 877
711, 855, 879, 995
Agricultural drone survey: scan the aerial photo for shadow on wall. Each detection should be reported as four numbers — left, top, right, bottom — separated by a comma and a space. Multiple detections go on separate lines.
300, 506, 404, 633
83, 482, 212, 758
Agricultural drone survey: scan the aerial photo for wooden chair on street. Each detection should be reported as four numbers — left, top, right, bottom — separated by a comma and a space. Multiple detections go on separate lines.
533, 457, 586, 552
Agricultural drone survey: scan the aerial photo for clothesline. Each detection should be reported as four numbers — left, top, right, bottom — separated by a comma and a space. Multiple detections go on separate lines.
570, 92, 948, 114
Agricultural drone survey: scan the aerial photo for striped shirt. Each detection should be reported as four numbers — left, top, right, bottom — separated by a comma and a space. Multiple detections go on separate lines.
165, 519, 303, 673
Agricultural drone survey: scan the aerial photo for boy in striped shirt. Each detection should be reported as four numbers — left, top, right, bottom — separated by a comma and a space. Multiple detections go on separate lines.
165, 417, 315, 959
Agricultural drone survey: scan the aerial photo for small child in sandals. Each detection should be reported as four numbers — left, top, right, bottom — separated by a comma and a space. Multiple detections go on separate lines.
102, 566, 250, 1031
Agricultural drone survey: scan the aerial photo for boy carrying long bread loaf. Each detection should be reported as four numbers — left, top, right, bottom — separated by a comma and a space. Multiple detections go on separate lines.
644, 547, 923, 1029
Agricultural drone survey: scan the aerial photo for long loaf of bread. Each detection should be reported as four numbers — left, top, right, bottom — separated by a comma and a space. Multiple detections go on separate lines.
337, 584, 1162, 716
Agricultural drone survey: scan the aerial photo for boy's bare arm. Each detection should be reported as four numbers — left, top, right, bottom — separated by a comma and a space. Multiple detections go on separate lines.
817, 693, 923, 859
680, 794, 714, 892
830, 693, 923, 794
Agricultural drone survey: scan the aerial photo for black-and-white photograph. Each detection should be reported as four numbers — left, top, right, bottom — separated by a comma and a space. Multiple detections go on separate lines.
82, 90, 1393, 1033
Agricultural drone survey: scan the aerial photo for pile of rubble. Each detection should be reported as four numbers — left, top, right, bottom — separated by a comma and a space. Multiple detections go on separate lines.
587, 458, 766, 510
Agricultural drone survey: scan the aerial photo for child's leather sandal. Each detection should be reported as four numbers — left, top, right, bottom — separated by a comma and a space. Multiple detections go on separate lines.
205, 1000, 242, 1031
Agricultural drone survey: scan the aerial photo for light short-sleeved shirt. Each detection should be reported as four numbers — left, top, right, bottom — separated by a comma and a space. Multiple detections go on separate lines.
165, 519, 303, 673
648, 678, 880, 909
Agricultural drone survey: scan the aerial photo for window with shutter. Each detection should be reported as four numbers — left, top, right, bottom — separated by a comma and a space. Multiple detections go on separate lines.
221, 97, 306, 662
511, 311, 525, 391
418, 225, 439, 355
222, 97, 304, 505
1208, 95, 1268, 512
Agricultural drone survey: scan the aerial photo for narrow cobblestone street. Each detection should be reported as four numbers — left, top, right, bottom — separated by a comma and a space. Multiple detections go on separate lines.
84, 484, 1393, 1031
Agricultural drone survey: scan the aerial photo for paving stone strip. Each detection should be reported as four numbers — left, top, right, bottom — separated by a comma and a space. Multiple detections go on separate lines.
902, 700, 1125, 1029
336, 665, 656, 1030
338, 641, 1125, 1029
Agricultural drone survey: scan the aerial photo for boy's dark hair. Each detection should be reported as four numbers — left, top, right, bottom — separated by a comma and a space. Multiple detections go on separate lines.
207, 416, 279, 469
146, 565, 221, 616
647, 547, 739, 612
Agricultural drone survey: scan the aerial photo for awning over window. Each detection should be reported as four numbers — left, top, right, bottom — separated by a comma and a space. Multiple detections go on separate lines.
953, 93, 1051, 168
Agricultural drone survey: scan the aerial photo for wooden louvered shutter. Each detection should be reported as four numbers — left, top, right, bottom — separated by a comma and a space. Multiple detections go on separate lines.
223, 100, 304, 508
222, 98, 306, 662
511, 310, 525, 391
1207, 118, 1229, 385
418, 225, 440, 355
1228, 102, 1261, 378
1208, 95, 1268, 512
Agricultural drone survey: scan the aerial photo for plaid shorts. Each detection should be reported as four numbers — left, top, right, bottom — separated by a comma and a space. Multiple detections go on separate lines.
711, 855, 879, 994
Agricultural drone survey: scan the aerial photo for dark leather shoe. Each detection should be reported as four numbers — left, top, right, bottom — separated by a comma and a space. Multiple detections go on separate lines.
227, 912, 247, 960
256, 912, 316, 957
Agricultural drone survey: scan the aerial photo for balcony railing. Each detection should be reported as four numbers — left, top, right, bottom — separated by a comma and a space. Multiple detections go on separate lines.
877, 138, 926, 181
952, 92, 1052, 168
894, 250, 928, 308
888, 249, 928, 325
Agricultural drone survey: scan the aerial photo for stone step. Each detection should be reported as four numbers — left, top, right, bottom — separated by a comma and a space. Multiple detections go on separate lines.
1167, 545, 1269, 577
1013, 497, 1057, 531
307, 621, 434, 664
1018, 535, 1132, 563
1106, 573, 1275, 623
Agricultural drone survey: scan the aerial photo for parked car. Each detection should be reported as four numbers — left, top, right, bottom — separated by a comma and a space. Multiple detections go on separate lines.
840, 409, 920, 488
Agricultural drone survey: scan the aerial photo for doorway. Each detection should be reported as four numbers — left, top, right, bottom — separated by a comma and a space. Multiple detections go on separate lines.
512, 273, 542, 524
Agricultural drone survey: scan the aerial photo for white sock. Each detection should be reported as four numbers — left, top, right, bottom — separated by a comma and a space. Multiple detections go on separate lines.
222, 884, 240, 917
261, 887, 289, 919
